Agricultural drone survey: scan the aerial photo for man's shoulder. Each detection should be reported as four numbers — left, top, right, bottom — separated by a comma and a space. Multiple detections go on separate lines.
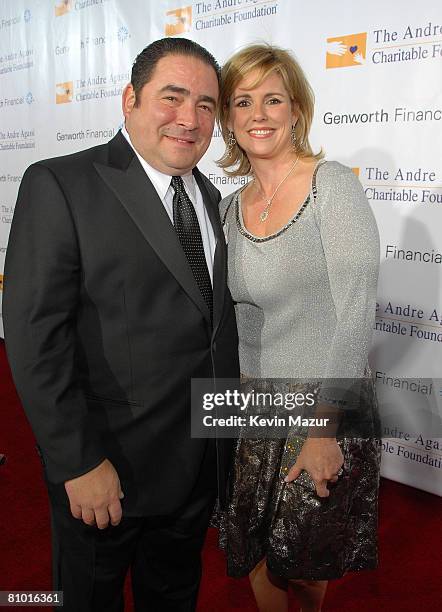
20, 132, 131, 198
33, 139, 110, 175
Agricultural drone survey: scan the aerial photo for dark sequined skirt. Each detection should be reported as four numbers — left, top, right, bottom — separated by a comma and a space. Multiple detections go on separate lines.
216, 379, 381, 581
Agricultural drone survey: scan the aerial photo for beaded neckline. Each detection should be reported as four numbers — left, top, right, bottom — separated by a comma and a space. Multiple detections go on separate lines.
233, 160, 323, 244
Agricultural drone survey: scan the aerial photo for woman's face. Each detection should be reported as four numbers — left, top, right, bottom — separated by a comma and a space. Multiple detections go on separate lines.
227, 69, 297, 162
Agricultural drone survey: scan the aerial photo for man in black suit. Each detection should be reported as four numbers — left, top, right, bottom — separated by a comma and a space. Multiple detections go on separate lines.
3, 37, 238, 611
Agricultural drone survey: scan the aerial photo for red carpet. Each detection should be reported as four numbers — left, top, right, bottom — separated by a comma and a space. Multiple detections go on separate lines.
1, 339, 441, 610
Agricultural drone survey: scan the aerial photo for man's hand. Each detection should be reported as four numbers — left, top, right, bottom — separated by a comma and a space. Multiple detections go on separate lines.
284, 438, 344, 498
64, 459, 124, 529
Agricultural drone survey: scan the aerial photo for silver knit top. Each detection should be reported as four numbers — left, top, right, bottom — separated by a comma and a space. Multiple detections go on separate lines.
220, 161, 380, 380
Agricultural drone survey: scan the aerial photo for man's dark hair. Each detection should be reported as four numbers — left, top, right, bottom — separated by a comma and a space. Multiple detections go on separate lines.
131, 37, 220, 102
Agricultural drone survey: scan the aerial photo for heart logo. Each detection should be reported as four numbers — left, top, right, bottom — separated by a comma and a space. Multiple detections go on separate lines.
349, 45, 358, 54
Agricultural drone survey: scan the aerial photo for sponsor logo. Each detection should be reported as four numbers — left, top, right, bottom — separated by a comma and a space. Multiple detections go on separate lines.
385, 245, 442, 264
165, 6, 192, 36
0, 48, 34, 74
0, 95, 23, 109
0, 11, 30, 29
55, 0, 72, 16
56, 127, 116, 141
0, 92, 33, 108
0, 175, 21, 183
323, 106, 441, 126
75, 0, 111, 11
118, 25, 129, 42
375, 302, 442, 346
376, 371, 433, 396
56, 82, 73, 104
372, 22, 442, 65
363, 166, 442, 205
327, 23, 442, 68
0, 128, 35, 152
326, 32, 367, 69
54, 0, 113, 13
209, 173, 249, 187
55, 45, 70, 55
194, 0, 278, 31
80, 26, 130, 48
381, 437, 442, 468
1, 203, 16, 224
55, 73, 129, 104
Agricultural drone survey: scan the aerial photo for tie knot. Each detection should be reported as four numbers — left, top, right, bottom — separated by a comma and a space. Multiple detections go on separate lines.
171, 175, 185, 191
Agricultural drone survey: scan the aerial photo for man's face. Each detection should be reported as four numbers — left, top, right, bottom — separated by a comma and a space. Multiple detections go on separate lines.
123, 54, 219, 175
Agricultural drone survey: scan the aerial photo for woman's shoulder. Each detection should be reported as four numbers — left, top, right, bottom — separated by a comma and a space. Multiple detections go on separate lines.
313, 159, 376, 224
219, 188, 241, 219
315, 159, 356, 183
314, 159, 365, 202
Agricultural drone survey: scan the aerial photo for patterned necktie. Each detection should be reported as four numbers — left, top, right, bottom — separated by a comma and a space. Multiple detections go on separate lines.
171, 175, 213, 322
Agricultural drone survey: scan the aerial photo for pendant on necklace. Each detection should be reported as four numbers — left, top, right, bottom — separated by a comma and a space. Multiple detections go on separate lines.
260, 210, 269, 222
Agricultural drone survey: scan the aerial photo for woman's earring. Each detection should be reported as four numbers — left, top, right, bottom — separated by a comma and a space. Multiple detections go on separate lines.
227, 131, 236, 157
291, 124, 297, 147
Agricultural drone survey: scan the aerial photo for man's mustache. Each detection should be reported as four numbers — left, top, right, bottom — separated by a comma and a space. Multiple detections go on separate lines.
162, 131, 198, 143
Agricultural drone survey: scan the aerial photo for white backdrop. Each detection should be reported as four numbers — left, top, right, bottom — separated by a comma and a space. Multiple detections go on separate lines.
0, 0, 441, 494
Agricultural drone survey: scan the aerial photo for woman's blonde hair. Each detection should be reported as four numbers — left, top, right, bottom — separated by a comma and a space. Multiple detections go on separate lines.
217, 43, 323, 176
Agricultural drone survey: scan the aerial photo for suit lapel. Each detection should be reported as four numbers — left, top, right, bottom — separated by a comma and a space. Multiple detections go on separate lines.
94, 132, 211, 324
193, 169, 226, 337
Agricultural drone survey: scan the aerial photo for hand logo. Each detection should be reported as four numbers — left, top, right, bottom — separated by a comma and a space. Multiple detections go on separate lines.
327, 41, 347, 56
326, 33, 367, 69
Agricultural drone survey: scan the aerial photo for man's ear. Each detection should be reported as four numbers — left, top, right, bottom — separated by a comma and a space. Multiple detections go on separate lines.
122, 83, 136, 118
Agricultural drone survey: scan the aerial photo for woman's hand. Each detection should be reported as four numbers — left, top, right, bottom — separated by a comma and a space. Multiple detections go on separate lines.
284, 438, 344, 497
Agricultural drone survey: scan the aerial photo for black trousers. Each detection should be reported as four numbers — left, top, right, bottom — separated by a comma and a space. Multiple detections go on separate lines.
48, 442, 217, 612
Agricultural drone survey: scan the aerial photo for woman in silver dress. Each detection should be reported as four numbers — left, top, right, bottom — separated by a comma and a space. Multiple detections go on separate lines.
217, 44, 381, 611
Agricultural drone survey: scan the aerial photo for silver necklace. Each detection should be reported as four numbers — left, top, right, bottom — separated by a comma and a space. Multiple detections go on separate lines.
253, 156, 299, 222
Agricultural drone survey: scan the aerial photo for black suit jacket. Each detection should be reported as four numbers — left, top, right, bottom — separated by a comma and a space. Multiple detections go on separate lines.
3, 131, 239, 516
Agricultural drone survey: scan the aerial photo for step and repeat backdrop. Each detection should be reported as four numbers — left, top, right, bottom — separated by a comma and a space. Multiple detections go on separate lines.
0, 0, 441, 494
